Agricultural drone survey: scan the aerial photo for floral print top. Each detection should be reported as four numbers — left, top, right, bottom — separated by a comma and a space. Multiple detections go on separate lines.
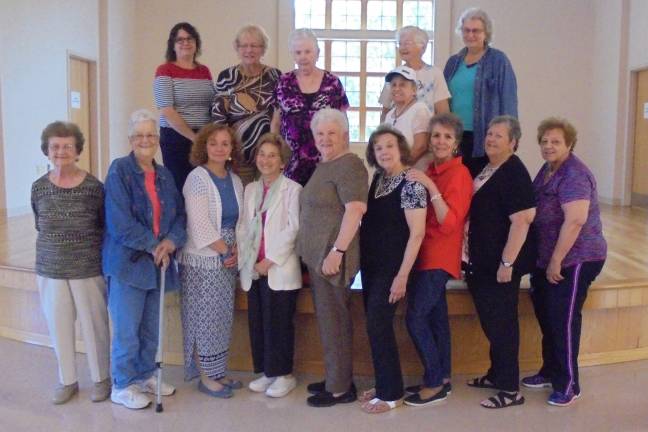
274, 70, 349, 186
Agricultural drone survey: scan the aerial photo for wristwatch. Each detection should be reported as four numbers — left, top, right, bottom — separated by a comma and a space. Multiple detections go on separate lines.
332, 246, 346, 255
500, 259, 513, 268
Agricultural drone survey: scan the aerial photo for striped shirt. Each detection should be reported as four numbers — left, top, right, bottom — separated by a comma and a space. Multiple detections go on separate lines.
31, 173, 104, 279
154, 62, 215, 129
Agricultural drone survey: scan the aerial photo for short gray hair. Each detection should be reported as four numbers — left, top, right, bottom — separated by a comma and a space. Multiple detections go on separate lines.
128, 109, 158, 137
288, 28, 319, 55
234, 24, 269, 54
396, 26, 429, 47
310, 108, 349, 135
456, 8, 493, 46
489, 115, 521, 151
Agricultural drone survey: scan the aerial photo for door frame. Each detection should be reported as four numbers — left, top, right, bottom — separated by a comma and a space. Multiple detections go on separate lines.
628, 65, 648, 207
0, 78, 6, 219
66, 52, 99, 175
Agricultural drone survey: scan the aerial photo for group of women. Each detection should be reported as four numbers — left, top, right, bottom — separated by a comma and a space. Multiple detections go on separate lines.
32, 6, 606, 416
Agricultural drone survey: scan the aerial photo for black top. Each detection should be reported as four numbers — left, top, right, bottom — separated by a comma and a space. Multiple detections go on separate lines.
467, 154, 537, 277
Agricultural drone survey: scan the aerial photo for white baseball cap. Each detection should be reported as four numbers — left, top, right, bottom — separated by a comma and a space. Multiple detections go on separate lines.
385, 65, 416, 82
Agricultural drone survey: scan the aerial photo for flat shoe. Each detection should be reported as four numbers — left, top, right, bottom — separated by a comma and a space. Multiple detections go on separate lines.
361, 397, 402, 414
480, 391, 525, 409
467, 376, 497, 389
406, 382, 452, 395
307, 387, 357, 407
198, 380, 233, 399
358, 388, 376, 403
90, 378, 111, 402
307, 381, 357, 395
52, 382, 79, 405
404, 388, 448, 407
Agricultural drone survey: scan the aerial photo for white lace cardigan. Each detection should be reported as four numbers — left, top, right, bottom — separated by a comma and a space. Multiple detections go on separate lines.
178, 166, 244, 269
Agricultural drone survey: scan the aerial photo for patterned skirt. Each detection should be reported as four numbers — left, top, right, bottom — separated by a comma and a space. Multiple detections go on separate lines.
179, 228, 237, 380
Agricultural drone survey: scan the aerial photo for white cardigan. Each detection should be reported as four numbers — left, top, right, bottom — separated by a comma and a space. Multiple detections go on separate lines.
237, 176, 302, 291
179, 166, 244, 269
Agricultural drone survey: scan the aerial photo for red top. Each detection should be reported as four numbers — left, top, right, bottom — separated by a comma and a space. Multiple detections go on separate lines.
416, 157, 473, 278
144, 171, 161, 238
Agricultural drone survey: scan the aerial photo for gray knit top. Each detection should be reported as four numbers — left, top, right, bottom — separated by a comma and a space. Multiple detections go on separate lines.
31, 173, 104, 279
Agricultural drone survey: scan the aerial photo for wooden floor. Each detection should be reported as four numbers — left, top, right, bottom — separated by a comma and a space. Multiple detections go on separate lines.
2, 204, 647, 287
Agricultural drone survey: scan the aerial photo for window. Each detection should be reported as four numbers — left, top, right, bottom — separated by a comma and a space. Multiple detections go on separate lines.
294, 0, 436, 143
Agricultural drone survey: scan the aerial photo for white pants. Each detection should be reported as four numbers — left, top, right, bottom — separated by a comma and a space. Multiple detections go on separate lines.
37, 275, 110, 385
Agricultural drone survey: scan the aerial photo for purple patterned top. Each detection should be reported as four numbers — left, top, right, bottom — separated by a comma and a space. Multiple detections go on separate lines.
274, 70, 349, 186
532, 154, 607, 268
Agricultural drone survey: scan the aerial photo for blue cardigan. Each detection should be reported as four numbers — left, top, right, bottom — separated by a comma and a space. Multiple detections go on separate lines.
102, 152, 187, 291
444, 46, 518, 158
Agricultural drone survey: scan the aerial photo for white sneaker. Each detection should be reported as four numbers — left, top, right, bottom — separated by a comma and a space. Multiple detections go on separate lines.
248, 374, 276, 393
265, 375, 297, 398
111, 385, 151, 409
137, 375, 176, 396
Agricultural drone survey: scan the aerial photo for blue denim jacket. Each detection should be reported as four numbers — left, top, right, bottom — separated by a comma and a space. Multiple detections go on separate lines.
444, 47, 518, 158
103, 152, 187, 291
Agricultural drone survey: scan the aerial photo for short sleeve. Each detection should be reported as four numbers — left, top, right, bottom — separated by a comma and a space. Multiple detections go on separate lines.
332, 76, 350, 110
557, 167, 593, 204
431, 67, 451, 103
401, 181, 427, 209
500, 157, 535, 216
154, 65, 174, 109
335, 156, 368, 204
411, 104, 432, 135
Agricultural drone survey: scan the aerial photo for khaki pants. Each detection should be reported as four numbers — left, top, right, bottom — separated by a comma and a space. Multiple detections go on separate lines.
38, 276, 110, 385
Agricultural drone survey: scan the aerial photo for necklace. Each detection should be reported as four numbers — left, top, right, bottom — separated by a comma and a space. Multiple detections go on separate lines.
476, 165, 497, 182
391, 99, 416, 127
236, 65, 265, 112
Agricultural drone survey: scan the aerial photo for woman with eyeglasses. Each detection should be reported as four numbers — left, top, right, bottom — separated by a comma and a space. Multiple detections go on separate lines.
212, 25, 281, 184
154, 22, 215, 191
444, 8, 518, 174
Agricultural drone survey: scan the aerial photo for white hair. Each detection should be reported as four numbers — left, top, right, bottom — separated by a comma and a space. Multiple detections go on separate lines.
396, 25, 429, 47
128, 109, 158, 137
234, 24, 269, 54
456, 8, 494, 45
288, 28, 320, 55
310, 108, 349, 136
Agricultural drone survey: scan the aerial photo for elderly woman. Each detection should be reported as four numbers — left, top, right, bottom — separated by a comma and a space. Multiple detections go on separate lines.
298, 108, 368, 407
523, 118, 607, 407
465, 115, 535, 409
212, 25, 282, 184
271, 29, 349, 186
154, 22, 215, 191
104, 109, 187, 410
179, 124, 244, 399
31, 122, 110, 404
403, 113, 473, 407
357, 126, 427, 413
444, 8, 518, 174
380, 25, 450, 120
238, 133, 302, 398
383, 66, 432, 163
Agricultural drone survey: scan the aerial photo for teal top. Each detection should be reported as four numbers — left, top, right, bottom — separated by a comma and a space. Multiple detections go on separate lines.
448, 61, 477, 131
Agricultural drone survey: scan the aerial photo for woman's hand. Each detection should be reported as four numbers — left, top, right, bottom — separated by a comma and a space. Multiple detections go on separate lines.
254, 258, 275, 276
405, 168, 434, 191
546, 258, 564, 284
322, 249, 343, 276
388, 274, 408, 304
153, 239, 176, 267
223, 244, 238, 269
496, 263, 513, 283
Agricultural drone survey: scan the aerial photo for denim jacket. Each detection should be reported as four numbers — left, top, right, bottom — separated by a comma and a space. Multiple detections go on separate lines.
444, 46, 518, 158
103, 152, 187, 291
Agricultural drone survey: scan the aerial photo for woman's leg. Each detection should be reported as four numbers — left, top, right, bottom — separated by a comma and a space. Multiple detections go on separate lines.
247, 279, 266, 374
530, 268, 557, 381
262, 278, 298, 378
159, 126, 194, 192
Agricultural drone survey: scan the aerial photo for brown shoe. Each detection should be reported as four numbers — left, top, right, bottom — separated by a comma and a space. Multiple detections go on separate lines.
52, 382, 79, 405
90, 378, 111, 402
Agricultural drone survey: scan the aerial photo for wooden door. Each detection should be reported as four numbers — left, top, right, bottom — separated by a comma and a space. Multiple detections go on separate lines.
68, 57, 91, 173
632, 69, 648, 207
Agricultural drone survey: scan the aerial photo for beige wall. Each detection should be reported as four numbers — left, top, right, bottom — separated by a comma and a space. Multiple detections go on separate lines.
629, 0, 648, 70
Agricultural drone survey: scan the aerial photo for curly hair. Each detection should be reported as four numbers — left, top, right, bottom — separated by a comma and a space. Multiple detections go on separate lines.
190, 123, 241, 169
537, 117, 578, 151
365, 125, 412, 169
40, 121, 84, 156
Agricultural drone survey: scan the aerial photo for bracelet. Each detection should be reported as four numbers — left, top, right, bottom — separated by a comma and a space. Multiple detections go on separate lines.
332, 246, 346, 255
430, 193, 443, 201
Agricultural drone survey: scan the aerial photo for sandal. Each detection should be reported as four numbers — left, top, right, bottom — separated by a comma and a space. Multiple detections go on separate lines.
361, 397, 402, 414
467, 376, 497, 389
480, 391, 525, 409
358, 388, 376, 403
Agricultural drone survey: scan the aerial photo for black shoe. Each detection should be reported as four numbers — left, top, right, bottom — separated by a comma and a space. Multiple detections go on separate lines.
307, 381, 356, 395
403, 388, 448, 407
307, 387, 357, 407
405, 382, 452, 395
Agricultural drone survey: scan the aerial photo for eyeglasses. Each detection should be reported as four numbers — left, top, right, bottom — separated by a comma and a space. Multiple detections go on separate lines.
237, 43, 264, 50
396, 40, 420, 48
130, 134, 159, 141
462, 28, 485, 35
48, 143, 76, 152
175, 36, 195, 44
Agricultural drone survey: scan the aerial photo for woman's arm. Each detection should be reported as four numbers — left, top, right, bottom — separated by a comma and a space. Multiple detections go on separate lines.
546, 200, 589, 284
389, 207, 426, 303
498, 207, 536, 283
270, 110, 281, 134
159, 107, 197, 141
433, 98, 450, 114
406, 169, 449, 223
321, 201, 367, 276
411, 132, 431, 162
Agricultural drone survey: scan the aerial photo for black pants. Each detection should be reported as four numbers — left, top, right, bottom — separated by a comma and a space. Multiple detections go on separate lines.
459, 131, 479, 176
160, 126, 196, 193
361, 272, 403, 401
247, 277, 298, 377
467, 273, 522, 392
530, 260, 604, 395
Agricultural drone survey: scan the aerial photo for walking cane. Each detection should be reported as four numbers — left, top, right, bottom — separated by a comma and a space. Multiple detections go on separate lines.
155, 263, 167, 413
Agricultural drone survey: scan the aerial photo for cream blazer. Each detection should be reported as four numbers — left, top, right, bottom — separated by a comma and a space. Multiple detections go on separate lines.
237, 176, 302, 291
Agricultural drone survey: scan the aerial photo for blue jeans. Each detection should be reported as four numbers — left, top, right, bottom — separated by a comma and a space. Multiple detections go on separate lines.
108, 277, 160, 389
406, 269, 451, 388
